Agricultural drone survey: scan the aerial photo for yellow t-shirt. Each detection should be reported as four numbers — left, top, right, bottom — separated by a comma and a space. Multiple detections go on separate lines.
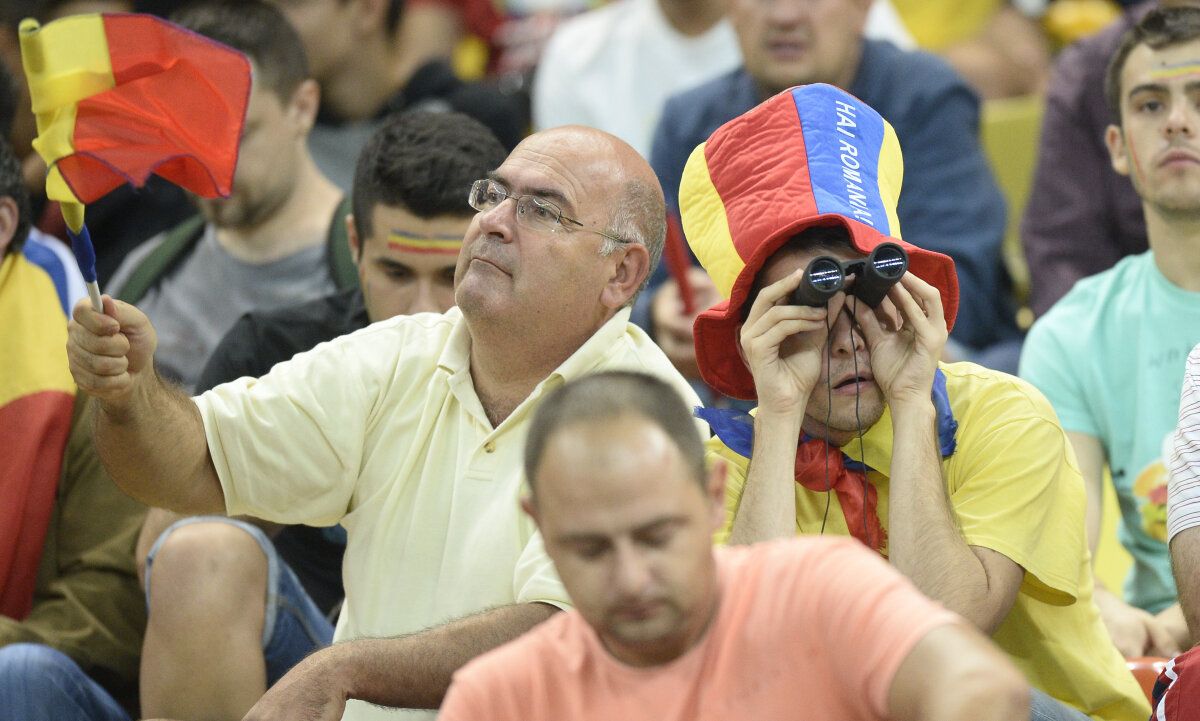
709, 362, 1149, 721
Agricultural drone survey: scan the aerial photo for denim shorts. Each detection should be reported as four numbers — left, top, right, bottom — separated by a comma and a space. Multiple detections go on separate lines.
145, 517, 336, 686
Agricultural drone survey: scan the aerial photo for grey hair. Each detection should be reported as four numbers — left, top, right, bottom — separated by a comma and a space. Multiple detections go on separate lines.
603, 179, 667, 307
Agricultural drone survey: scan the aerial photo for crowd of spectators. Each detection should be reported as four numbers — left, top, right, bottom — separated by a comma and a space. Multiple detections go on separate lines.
10, 0, 1200, 720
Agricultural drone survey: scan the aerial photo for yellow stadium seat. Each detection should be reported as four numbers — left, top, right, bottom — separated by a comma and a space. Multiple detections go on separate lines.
979, 93, 1044, 329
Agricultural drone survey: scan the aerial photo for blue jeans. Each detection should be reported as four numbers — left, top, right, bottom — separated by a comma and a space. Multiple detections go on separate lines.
0, 644, 130, 721
145, 517, 336, 686
1030, 687, 1093, 721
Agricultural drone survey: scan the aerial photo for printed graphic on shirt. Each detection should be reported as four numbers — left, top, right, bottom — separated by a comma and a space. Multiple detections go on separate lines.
1134, 433, 1175, 543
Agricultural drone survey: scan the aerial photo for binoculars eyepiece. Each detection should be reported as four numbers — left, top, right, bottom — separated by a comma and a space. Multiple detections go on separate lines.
790, 242, 909, 308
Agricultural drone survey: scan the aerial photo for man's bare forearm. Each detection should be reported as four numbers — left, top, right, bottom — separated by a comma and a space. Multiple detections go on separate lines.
886, 400, 1003, 632
94, 370, 224, 514
729, 409, 803, 544
331, 602, 559, 709
1172, 529, 1200, 643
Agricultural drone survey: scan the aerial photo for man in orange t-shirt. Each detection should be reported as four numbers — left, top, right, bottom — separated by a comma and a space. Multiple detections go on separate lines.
438, 371, 1030, 721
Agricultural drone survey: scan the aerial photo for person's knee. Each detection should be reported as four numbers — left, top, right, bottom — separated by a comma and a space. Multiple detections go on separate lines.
147, 521, 270, 619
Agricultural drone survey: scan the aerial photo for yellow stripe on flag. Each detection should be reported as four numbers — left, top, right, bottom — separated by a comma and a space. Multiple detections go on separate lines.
679, 143, 742, 300
0, 254, 74, 407
877, 123, 905, 240
20, 14, 114, 229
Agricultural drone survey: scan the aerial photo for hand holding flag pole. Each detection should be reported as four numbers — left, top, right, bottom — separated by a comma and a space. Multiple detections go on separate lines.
19, 12, 250, 312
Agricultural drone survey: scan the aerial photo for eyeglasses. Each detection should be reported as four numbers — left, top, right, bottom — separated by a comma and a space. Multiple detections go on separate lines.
468, 179, 631, 244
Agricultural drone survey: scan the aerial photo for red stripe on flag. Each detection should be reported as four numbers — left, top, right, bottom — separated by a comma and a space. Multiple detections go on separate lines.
54, 14, 249, 204
0, 391, 74, 621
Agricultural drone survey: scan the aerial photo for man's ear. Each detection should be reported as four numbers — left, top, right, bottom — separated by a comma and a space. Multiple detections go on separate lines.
0, 196, 20, 258
288, 78, 322, 133
600, 243, 650, 309
1105, 123, 1132, 177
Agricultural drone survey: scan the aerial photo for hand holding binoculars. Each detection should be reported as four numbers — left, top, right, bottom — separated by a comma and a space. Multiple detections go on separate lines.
790, 242, 908, 308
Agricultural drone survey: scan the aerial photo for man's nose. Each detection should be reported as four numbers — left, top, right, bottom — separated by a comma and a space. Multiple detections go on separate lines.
828, 303, 866, 356
611, 543, 653, 597
476, 199, 518, 242
406, 281, 441, 315
1166, 100, 1197, 139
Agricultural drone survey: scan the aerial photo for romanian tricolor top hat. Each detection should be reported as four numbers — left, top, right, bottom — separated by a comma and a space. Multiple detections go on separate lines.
681, 83, 960, 401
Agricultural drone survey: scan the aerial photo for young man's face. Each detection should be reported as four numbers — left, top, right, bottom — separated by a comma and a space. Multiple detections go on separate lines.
1107, 38, 1200, 215
528, 415, 724, 668
352, 205, 469, 322
196, 76, 305, 231
755, 244, 887, 444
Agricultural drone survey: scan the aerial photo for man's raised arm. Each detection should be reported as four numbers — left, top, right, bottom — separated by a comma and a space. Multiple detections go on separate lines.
66, 296, 224, 514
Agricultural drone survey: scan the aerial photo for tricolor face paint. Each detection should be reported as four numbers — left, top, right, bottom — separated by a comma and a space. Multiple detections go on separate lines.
356, 204, 470, 321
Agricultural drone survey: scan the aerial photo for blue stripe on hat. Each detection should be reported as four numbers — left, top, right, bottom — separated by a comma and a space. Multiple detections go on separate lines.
791, 85, 891, 236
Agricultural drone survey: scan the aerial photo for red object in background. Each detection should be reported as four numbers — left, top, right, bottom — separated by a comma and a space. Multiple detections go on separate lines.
663, 213, 694, 315
1127, 656, 1167, 703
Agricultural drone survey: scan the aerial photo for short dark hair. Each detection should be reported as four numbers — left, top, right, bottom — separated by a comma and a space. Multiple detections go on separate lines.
742, 222, 853, 321
1106, 6, 1200, 125
523, 371, 705, 500
0, 62, 17, 141
171, 0, 309, 101
352, 111, 506, 239
0, 137, 31, 257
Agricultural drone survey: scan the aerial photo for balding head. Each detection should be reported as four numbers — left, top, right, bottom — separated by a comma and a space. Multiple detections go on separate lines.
519, 127, 666, 299
456, 125, 664, 356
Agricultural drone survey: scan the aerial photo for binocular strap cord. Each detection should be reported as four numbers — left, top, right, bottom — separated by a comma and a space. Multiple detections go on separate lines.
817, 298, 873, 549
819, 312, 835, 536
850, 296, 870, 550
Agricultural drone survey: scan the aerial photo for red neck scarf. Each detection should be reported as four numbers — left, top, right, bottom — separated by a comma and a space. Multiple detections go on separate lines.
794, 438, 887, 553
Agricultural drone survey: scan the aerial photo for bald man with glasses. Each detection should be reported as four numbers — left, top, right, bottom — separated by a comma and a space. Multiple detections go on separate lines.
65, 126, 701, 721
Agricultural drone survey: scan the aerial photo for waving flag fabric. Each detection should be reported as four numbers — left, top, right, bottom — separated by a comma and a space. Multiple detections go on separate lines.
19, 12, 250, 233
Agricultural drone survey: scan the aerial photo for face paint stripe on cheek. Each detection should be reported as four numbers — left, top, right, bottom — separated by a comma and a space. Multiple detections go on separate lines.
1128, 128, 1147, 186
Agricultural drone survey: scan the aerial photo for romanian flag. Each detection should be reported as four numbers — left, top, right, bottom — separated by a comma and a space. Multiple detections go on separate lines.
20, 12, 250, 307
0, 248, 75, 620
679, 84, 960, 400
19, 13, 250, 233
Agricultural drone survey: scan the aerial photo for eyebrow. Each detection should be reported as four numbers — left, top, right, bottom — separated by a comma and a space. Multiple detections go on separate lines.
487, 171, 577, 216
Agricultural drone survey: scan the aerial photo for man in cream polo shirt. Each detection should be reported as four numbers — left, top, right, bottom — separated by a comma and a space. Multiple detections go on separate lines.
66, 125, 701, 721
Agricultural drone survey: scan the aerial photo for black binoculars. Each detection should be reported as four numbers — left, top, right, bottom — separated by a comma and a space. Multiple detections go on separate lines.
790, 242, 909, 308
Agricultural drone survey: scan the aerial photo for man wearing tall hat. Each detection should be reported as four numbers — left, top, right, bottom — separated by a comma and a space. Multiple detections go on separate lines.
683, 82, 1148, 721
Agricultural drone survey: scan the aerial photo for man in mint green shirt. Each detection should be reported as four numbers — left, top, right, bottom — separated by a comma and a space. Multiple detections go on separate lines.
1019, 3, 1200, 660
